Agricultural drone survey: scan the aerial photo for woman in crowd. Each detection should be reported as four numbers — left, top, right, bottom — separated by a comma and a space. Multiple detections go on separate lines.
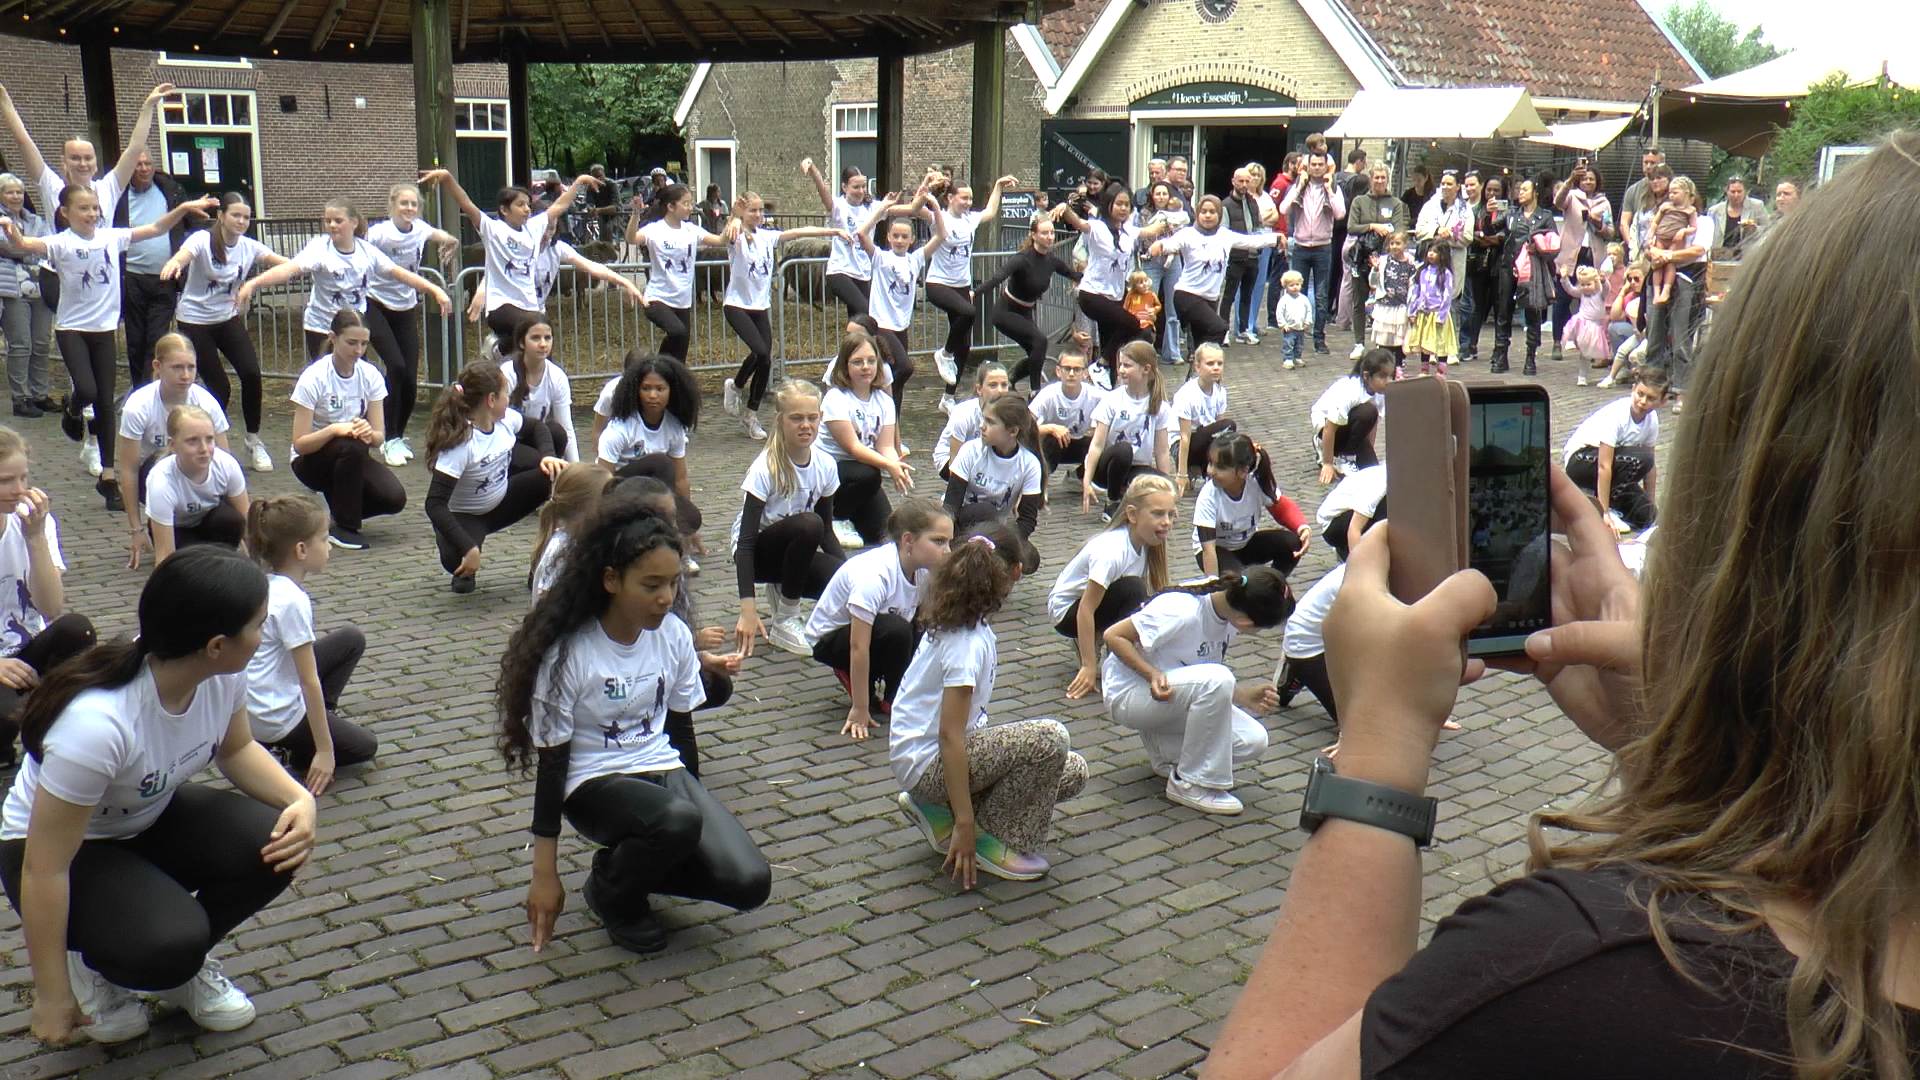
625, 183, 726, 363
425, 363, 564, 595
419, 168, 592, 354
364, 182, 459, 467
1135, 180, 1191, 364
1627, 164, 1674, 262
927, 174, 1017, 408
719, 192, 847, 441
731, 380, 848, 657
1552, 163, 1614, 355
1460, 175, 1509, 362
977, 214, 1081, 391
1490, 177, 1559, 376
803, 157, 878, 319
1415, 169, 1474, 306
0, 427, 91, 768
0, 173, 56, 418
287, 310, 407, 551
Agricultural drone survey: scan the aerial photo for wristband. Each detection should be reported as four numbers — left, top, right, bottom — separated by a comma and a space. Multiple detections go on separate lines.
1298, 756, 1436, 847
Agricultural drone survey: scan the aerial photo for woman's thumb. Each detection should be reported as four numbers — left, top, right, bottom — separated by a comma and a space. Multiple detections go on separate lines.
1526, 619, 1636, 670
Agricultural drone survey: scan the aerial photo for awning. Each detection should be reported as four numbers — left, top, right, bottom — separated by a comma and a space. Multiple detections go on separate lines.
1655, 48, 1919, 157
1325, 87, 1551, 141
1526, 115, 1635, 152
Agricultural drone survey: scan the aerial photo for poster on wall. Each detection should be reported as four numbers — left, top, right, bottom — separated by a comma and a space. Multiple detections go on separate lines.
1040, 121, 1129, 203
170, 151, 191, 175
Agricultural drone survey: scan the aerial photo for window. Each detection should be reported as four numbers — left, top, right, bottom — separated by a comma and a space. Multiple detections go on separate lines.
832, 103, 878, 186
156, 51, 252, 69
162, 90, 254, 130
157, 90, 264, 213
694, 139, 736, 206
454, 99, 510, 134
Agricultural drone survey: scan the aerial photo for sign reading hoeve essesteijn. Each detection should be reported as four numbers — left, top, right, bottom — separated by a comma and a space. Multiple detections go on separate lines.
1132, 82, 1296, 110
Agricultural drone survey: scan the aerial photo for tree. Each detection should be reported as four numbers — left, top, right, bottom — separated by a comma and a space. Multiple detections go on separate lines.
1768, 75, 1920, 184
527, 63, 692, 176
1658, 0, 1781, 80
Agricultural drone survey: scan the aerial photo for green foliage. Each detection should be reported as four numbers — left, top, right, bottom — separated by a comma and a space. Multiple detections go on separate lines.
527, 63, 692, 175
1769, 76, 1920, 184
1658, 0, 1781, 80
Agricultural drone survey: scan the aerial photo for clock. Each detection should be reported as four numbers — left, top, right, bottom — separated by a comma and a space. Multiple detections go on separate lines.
1197, 0, 1237, 22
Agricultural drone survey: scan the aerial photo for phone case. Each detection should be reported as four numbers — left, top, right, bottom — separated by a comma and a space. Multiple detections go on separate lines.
1383, 378, 1470, 605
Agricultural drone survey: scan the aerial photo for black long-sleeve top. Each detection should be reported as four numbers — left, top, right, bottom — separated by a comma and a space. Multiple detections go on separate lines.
941, 472, 1043, 538
979, 248, 1080, 309
733, 493, 845, 598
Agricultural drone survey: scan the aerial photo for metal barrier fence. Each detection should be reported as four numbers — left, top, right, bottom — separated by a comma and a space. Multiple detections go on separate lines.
242, 267, 453, 383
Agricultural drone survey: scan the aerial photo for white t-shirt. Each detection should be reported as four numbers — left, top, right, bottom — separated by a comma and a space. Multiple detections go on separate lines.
868, 247, 926, 333
501, 358, 578, 462
364, 219, 435, 311
1048, 527, 1149, 623
531, 530, 571, 605
1310, 375, 1385, 433
246, 573, 317, 742
928, 209, 983, 288
1564, 396, 1659, 465
433, 411, 524, 515
1172, 379, 1229, 437
1078, 221, 1141, 300
638, 219, 702, 309
950, 439, 1042, 513
1316, 465, 1387, 528
531, 619, 705, 796
35, 166, 121, 234
1164, 226, 1271, 301
44, 228, 132, 332
827, 195, 875, 279
0, 667, 245, 841
118, 382, 230, 458
820, 387, 896, 462
480, 213, 551, 314
0, 509, 64, 658
1284, 563, 1345, 659
173, 230, 271, 326
290, 356, 388, 460
732, 448, 841, 553
888, 623, 996, 790
1092, 389, 1172, 459
724, 227, 780, 311
593, 375, 621, 418
1193, 478, 1267, 552
598, 411, 688, 468
1029, 382, 1099, 440
934, 398, 984, 473
144, 448, 246, 528
294, 236, 398, 333
1100, 591, 1237, 697
806, 544, 925, 643
531, 239, 580, 309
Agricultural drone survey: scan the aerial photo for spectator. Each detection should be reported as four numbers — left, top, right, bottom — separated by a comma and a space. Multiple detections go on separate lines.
1620, 144, 1667, 222
1241, 162, 1278, 339
1278, 149, 1347, 355
1645, 173, 1713, 410
1490, 176, 1556, 376
1627, 164, 1673, 262
1166, 157, 1195, 207
1330, 150, 1367, 313
0, 172, 53, 417
585, 164, 620, 240
699, 184, 727, 236
1133, 158, 1167, 216
1416, 168, 1474, 303
113, 151, 195, 390
1263, 151, 1301, 331
1705, 175, 1770, 259
1204, 132, 1920, 1080
1772, 177, 1801, 218
1399, 163, 1433, 214
1460, 174, 1509, 363
1218, 168, 1264, 345
1453, 171, 1483, 359
1344, 165, 1409, 360
1135, 180, 1190, 364
1551, 163, 1613, 355
642, 167, 669, 210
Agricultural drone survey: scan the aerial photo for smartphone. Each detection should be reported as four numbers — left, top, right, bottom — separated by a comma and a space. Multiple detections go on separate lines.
1465, 386, 1553, 657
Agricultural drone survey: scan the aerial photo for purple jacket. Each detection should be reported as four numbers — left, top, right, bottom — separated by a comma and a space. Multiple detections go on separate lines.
1408, 265, 1453, 316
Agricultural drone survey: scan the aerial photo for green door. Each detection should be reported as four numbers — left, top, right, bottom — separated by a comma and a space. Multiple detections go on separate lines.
455, 137, 509, 244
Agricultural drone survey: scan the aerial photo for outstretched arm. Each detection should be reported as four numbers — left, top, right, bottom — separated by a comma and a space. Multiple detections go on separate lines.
977, 175, 1018, 225
562, 248, 644, 304
419, 168, 487, 230
111, 84, 176, 192
0, 216, 48, 258
0, 84, 51, 182
801, 157, 836, 214
129, 195, 218, 243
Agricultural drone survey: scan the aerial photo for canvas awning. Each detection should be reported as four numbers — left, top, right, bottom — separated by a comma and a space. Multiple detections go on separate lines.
1525, 115, 1635, 153
1325, 87, 1551, 141
1655, 48, 1919, 157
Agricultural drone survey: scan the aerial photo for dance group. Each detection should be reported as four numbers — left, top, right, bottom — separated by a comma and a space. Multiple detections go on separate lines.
0, 90, 1672, 1047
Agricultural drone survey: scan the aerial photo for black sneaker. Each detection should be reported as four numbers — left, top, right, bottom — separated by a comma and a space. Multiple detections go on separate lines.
96, 478, 122, 513
1276, 661, 1303, 709
32, 396, 58, 413
58, 398, 84, 442
12, 398, 41, 419
450, 574, 476, 594
582, 869, 670, 954
327, 525, 368, 550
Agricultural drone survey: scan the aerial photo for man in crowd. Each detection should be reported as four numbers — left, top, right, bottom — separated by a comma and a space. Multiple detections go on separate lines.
115, 150, 193, 389
585, 164, 621, 241
1167, 157, 1194, 207
1134, 158, 1167, 215
1219, 167, 1264, 344
1278, 149, 1346, 354
1621, 145, 1667, 223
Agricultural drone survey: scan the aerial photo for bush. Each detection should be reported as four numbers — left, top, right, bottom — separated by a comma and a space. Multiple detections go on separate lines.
1770, 76, 1920, 185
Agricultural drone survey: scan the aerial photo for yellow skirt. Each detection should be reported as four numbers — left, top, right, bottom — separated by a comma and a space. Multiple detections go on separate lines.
1405, 311, 1457, 358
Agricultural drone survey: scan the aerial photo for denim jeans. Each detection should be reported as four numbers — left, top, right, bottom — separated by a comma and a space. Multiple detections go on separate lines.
1283, 329, 1304, 363
1148, 256, 1184, 361
1239, 247, 1271, 335
1263, 246, 1289, 329
1289, 242, 1335, 346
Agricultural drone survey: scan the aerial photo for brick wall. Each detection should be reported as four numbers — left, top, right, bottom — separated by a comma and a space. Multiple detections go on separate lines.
1067, 0, 1362, 115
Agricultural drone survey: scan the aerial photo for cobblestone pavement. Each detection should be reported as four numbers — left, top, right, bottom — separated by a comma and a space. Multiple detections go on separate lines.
0, 333, 1667, 1080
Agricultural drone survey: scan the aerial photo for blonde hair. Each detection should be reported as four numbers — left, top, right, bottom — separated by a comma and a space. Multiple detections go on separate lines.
1106, 473, 1173, 593
0, 424, 27, 464
166, 404, 216, 442
1281, 270, 1304, 287
531, 463, 608, 586
764, 379, 823, 499
1191, 342, 1225, 367
388, 181, 423, 210
1126, 270, 1152, 291
247, 494, 327, 567
153, 332, 194, 366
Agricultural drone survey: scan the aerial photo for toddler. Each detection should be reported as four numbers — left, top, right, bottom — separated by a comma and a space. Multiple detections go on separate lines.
1124, 270, 1163, 333
1648, 177, 1699, 305
1276, 271, 1311, 370
1368, 232, 1415, 363
1404, 239, 1456, 376
1563, 265, 1610, 385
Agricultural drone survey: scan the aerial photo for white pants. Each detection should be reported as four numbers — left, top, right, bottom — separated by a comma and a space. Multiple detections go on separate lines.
1105, 663, 1269, 789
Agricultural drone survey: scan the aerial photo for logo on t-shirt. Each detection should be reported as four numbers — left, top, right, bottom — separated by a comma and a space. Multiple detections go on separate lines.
599, 674, 666, 744
138, 768, 170, 798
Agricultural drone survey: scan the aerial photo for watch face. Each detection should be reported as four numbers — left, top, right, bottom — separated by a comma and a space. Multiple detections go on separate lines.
1197, 0, 1238, 22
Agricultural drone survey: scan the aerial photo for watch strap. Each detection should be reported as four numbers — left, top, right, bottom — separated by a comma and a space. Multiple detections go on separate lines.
1302, 757, 1437, 847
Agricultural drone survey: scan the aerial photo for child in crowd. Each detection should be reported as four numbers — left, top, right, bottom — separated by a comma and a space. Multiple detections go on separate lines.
502, 316, 578, 462
733, 380, 848, 656
1563, 264, 1611, 387
1052, 474, 1176, 700
1123, 270, 1162, 338
1368, 233, 1415, 361
288, 309, 406, 550
244, 495, 376, 796
0, 426, 91, 768
424, 362, 563, 594
819, 332, 912, 548
934, 361, 1011, 475
141, 406, 249, 565
1171, 343, 1231, 493
116, 335, 231, 540
1316, 463, 1386, 561
1648, 177, 1699, 304
1276, 271, 1312, 371
806, 499, 953, 740
892, 521, 1086, 886
943, 396, 1046, 559
596, 352, 704, 561
1405, 238, 1456, 375
1564, 368, 1665, 531
1193, 432, 1310, 577
1598, 263, 1649, 390
1102, 568, 1292, 815
1310, 349, 1393, 485
1083, 342, 1172, 517
530, 462, 611, 604
1029, 351, 1100, 484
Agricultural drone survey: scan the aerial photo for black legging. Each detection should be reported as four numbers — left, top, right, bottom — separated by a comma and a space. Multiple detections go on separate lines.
924, 283, 975, 386
0, 784, 293, 992
1175, 289, 1229, 350
646, 302, 692, 362
1092, 441, 1160, 499
725, 305, 775, 412
1182, 418, 1235, 478
1329, 401, 1380, 468
566, 767, 772, 916
364, 301, 422, 440
1280, 653, 1337, 725
172, 500, 247, 550
432, 452, 555, 572
260, 626, 377, 771
303, 328, 332, 361
1462, 269, 1499, 358
0, 613, 96, 753
614, 452, 704, 535
1566, 445, 1657, 529
1078, 291, 1142, 366
485, 303, 538, 356
1492, 274, 1547, 363
825, 273, 871, 320
516, 417, 571, 460
810, 614, 920, 703
291, 436, 408, 531
992, 302, 1050, 392
873, 327, 914, 411
54, 329, 119, 470
1052, 574, 1153, 638
748, 512, 843, 600
1041, 434, 1092, 477
833, 459, 892, 544
178, 318, 264, 434
1200, 529, 1305, 576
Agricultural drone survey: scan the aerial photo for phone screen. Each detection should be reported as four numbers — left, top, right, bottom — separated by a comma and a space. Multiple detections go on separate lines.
1467, 387, 1552, 656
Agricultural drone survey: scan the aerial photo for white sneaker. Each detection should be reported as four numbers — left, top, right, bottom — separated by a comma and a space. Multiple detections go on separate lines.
1282, 359, 1297, 370
684, 556, 701, 577
159, 957, 256, 1032
82, 435, 102, 477
1242, 330, 1262, 345
768, 615, 810, 656
1576, 375, 1589, 387
1089, 362, 1113, 391
243, 434, 274, 472
1166, 775, 1243, 815
1334, 455, 1358, 477
1595, 377, 1615, 389
1148, 760, 1175, 779
723, 377, 742, 417
938, 393, 955, 416
933, 347, 958, 386
1350, 343, 1367, 360
1605, 509, 1632, 535
66, 952, 149, 1043
743, 413, 767, 440
833, 519, 866, 549
393, 436, 415, 463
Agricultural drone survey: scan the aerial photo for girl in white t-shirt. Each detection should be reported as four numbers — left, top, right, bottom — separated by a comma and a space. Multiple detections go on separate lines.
1311, 350, 1394, 485
891, 522, 1086, 886
926, 175, 1017, 405
1083, 341, 1174, 515
855, 176, 948, 411
243, 494, 375, 795
803, 156, 878, 319
1102, 567, 1293, 815
502, 499, 770, 956
821, 332, 914, 546
626, 182, 726, 363
0, 546, 316, 1045
529, 462, 610, 606
419, 166, 594, 352
288, 310, 407, 550
0, 426, 93, 767
1146, 193, 1280, 349
363, 182, 460, 467
426, 362, 564, 594
1564, 370, 1666, 530
942, 395, 1046, 549
1318, 463, 1388, 562
719, 192, 848, 438
1171, 343, 1234, 491
142, 406, 249, 565
503, 316, 578, 462
1057, 188, 1176, 370
597, 352, 705, 558
1193, 431, 1310, 577
115, 333, 231, 538
807, 498, 953, 740
934, 361, 1011, 478
733, 380, 848, 656
1051, 474, 1177, 700
1275, 563, 1346, 728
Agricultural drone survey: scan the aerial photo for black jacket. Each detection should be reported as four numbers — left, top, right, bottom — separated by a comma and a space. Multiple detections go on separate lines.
1221, 194, 1260, 262
112, 172, 191, 258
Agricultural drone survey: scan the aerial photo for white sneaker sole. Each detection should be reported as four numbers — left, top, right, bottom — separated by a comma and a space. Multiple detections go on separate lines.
895, 792, 950, 856
1166, 783, 1244, 815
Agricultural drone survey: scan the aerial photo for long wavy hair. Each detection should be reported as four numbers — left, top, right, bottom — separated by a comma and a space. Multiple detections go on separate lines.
1531, 132, 1920, 1080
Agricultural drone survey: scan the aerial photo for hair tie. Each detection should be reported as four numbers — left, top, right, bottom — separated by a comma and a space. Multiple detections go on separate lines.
452, 382, 463, 392
969, 535, 997, 551
1239, 574, 1247, 586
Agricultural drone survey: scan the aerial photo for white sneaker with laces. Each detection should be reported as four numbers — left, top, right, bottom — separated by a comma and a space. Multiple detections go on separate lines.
768, 614, 810, 656
743, 413, 767, 440
66, 952, 150, 1043
1089, 362, 1114, 391
833, 519, 866, 549
243, 434, 274, 472
398, 436, 416, 463
1595, 377, 1615, 389
1166, 775, 1244, 815
82, 435, 102, 477
159, 957, 256, 1032
933, 347, 958, 386
1282, 359, 1296, 370
938, 393, 955, 416
1349, 343, 1367, 360
723, 378, 742, 417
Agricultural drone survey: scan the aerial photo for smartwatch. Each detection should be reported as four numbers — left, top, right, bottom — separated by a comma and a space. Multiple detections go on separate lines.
1298, 756, 1437, 847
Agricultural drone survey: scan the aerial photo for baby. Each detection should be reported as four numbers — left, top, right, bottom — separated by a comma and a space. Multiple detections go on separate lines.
1124, 269, 1162, 332
1648, 177, 1699, 305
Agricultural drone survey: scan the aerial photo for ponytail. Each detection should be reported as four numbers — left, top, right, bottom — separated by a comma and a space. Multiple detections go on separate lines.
425, 362, 504, 460
1156, 565, 1294, 629
1352, 347, 1397, 381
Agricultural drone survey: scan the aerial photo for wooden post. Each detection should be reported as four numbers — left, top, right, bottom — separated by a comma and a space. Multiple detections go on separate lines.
875, 53, 904, 195
412, 0, 458, 381
506, 44, 533, 187
969, 24, 1005, 188
78, 38, 122, 164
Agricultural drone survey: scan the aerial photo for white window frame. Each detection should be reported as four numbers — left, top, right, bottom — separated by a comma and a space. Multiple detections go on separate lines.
693, 138, 737, 204
156, 89, 267, 214
831, 102, 879, 183
454, 97, 514, 190
156, 51, 253, 69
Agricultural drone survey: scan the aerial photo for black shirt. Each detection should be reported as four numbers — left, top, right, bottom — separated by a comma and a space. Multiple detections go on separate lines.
980, 248, 1080, 307
1362, 864, 1920, 1078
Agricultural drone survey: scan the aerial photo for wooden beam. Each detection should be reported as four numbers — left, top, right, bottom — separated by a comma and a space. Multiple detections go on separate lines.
259, 0, 302, 45
309, 0, 350, 51
154, 0, 207, 34
458, 0, 469, 50
362, 0, 392, 48
615, 0, 655, 47
725, 0, 1007, 20
788, 8, 841, 45
761, 14, 795, 48
586, 0, 613, 48
653, 0, 705, 52
544, 0, 570, 48
706, 3, 748, 47
211, 0, 250, 39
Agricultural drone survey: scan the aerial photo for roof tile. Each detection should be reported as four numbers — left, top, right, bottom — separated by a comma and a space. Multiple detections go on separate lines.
1037, 0, 1107, 67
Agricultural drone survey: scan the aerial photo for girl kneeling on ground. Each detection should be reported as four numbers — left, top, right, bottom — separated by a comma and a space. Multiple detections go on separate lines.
141, 405, 249, 565
0, 427, 93, 768
425, 363, 564, 595
1052, 474, 1177, 700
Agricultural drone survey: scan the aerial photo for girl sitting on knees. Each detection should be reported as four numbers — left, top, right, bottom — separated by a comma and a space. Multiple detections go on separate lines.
892, 521, 1087, 886
425, 363, 564, 595
733, 380, 848, 657
504, 493, 771, 957
1084, 342, 1173, 516
142, 405, 249, 565
1172, 343, 1233, 493
117, 334, 231, 545
502, 316, 577, 462
1193, 432, 1310, 577
1029, 351, 1100, 483
820, 332, 913, 548
1311, 348, 1393, 485
244, 495, 375, 796
807, 499, 953, 740
1052, 474, 1177, 700
2, 547, 317, 1045
289, 309, 407, 551
531, 462, 612, 605
596, 352, 705, 563
1102, 567, 1293, 815
0, 427, 93, 768
934, 360, 1011, 479
1564, 368, 1665, 532
1317, 463, 1386, 562
943, 395, 1047, 554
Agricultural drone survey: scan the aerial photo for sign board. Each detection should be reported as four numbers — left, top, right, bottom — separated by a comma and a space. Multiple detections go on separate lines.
193, 135, 225, 149
1132, 82, 1295, 110
1040, 120, 1128, 202
998, 190, 1039, 227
